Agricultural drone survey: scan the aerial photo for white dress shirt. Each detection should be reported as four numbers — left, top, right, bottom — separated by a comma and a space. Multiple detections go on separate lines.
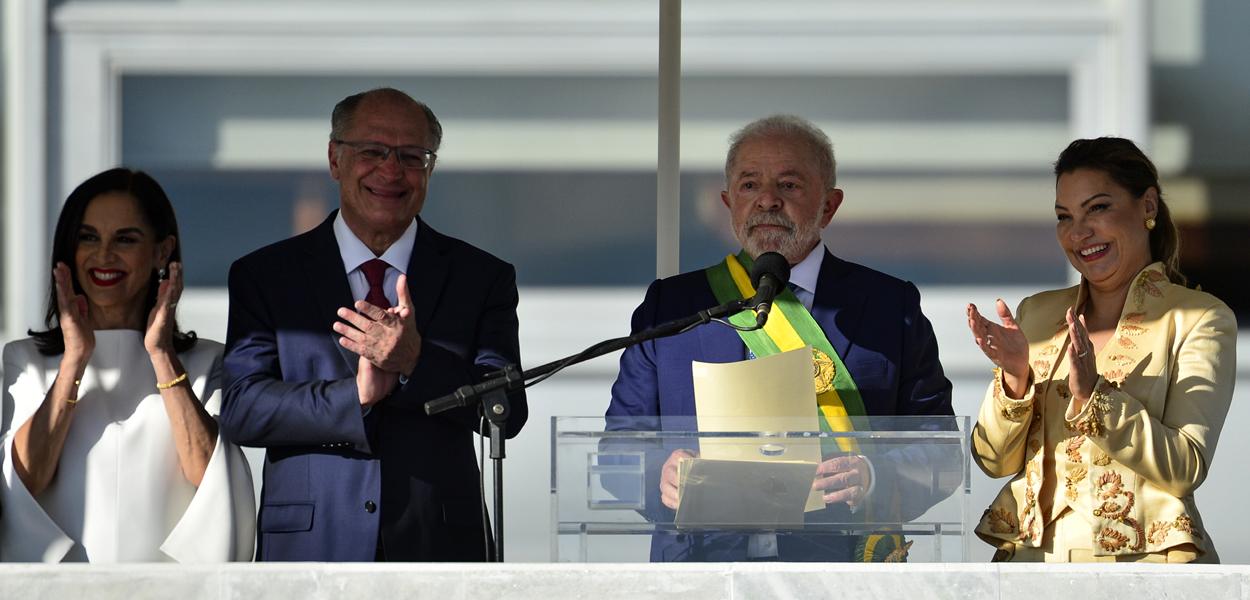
333, 211, 417, 307
785, 243, 824, 310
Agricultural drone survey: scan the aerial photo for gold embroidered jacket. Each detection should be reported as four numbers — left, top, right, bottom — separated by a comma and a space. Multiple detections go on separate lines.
972, 263, 1237, 558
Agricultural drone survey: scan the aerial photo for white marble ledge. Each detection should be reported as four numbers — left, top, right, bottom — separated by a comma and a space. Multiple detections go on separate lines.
0, 563, 1247, 600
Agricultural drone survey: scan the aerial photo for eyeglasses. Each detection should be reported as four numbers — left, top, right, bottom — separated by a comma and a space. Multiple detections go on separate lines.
333, 139, 437, 170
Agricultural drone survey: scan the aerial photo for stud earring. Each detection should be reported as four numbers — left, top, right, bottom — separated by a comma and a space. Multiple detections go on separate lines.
1145, 218, 1156, 231
158, 267, 168, 280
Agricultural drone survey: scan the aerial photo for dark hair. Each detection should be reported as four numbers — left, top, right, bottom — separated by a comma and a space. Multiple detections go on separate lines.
1054, 137, 1186, 286
30, 168, 197, 356
330, 87, 443, 151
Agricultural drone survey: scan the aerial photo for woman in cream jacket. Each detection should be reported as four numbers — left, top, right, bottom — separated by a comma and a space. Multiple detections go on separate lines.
966, 137, 1237, 562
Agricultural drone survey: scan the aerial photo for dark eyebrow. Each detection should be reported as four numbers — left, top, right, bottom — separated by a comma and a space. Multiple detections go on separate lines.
1081, 193, 1111, 206
79, 224, 146, 238
1055, 193, 1111, 211
736, 170, 760, 179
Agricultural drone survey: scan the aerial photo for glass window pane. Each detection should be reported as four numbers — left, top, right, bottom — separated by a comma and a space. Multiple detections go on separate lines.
677, 73, 1071, 287
122, 75, 661, 287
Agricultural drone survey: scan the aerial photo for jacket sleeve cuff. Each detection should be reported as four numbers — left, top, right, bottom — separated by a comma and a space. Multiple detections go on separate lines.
1066, 377, 1114, 437
848, 454, 877, 514
992, 367, 1036, 422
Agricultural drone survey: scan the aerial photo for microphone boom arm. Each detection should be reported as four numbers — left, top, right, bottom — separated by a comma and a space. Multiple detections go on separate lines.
420, 285, 759, 563
423, 296, 751, 416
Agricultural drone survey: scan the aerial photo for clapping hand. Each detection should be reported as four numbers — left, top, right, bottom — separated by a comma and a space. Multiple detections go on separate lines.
355, 355, 398, 408
967, 299, 1031, 398
334, 274, 424, 406
334, 273, 423, 373
145, 262, 182, 356
54, 262, 94, 361
1065, 307, 1099, 410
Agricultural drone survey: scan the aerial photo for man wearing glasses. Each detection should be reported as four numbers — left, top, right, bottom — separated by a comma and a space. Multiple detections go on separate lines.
221, 88, 527, 561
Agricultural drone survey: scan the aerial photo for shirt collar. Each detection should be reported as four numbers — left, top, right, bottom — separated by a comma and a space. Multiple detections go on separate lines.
788, 243, 825, 295
332, 211, 417, 274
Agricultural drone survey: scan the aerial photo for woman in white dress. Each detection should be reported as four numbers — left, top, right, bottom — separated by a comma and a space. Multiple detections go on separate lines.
0, 168, 255, 562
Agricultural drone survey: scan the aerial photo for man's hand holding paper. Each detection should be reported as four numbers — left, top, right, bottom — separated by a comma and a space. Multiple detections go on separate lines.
813, 454, 871, 508
660, 449, 697, 510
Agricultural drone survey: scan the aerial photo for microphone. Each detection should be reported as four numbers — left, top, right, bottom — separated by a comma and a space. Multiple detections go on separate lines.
748, 252, 791, 327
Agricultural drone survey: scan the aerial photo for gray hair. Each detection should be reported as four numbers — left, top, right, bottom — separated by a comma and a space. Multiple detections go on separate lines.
330, 87, 443, 151
724, 115, 836, 189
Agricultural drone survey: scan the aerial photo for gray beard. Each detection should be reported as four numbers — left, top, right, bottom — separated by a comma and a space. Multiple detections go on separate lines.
736, 212, 824, 263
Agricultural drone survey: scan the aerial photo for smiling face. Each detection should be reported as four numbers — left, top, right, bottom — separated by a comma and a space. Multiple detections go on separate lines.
74, 191, 174, 327
329, 93, 434, 251
1055, 167, 1157, 293
720, 135, 842, 264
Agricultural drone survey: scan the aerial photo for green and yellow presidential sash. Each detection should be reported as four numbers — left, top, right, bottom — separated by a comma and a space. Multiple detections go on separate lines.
705, 251, 865, 452
704, 251, 907, 562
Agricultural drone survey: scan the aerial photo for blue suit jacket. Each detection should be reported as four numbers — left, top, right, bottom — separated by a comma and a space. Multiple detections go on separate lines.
606, 249, 953, 561
220, 212, 526, 561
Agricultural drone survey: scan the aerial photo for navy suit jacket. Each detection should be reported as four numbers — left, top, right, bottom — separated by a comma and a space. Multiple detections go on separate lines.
221, 212, 526, 561
606, 249, 953, 561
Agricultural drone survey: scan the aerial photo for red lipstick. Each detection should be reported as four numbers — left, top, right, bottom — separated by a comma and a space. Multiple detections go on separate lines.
88, 268, 126, 287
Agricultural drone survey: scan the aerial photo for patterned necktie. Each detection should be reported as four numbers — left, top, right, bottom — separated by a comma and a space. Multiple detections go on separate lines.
359, 258, 391, 308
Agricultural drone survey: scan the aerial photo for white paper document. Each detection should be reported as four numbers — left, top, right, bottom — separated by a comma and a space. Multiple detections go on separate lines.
681, 346, 825, 519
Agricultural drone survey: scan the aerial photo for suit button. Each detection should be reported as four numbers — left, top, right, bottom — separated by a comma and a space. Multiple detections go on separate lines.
365, 500, 377, 513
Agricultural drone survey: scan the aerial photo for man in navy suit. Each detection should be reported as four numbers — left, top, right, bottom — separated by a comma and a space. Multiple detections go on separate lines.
606, 115, 953, 562
221, 88, 526, 561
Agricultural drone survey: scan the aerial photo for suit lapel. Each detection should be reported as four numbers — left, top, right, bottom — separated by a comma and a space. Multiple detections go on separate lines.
697, 316, 748, 363
810, 249, 865, 360
408, 217, 449, 332
300, 212, 360, 374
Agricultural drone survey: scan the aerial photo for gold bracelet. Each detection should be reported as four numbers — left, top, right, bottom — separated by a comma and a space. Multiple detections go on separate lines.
156, 372, 188, 390
65, 378, 82, 405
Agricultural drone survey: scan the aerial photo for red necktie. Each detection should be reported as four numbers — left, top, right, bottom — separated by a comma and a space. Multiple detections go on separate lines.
359, 259, 391, 309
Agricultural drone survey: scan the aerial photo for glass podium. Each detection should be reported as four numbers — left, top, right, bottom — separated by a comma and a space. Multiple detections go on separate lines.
552, 416, 970, 562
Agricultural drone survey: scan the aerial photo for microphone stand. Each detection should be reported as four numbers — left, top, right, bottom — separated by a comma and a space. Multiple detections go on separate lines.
424, 295, 758, 562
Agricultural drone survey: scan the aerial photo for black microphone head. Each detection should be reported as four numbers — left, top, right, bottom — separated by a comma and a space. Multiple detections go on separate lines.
750, 252, 791, 288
